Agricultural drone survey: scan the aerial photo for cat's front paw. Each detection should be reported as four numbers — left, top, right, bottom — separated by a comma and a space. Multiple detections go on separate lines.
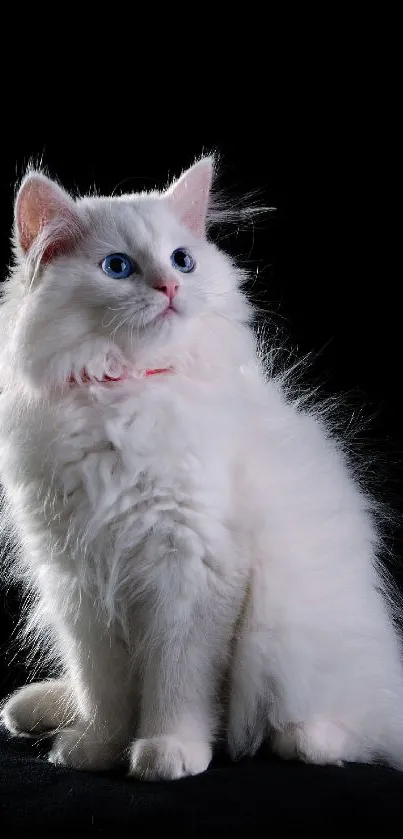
49, 728, 125, 771
129, 735, 212, 781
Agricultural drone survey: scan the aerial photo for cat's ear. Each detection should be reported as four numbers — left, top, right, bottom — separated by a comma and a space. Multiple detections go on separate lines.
164, 157, 214, 237
15, 172, 83, 260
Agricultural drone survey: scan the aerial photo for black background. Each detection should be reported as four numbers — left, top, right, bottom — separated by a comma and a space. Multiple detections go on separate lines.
0, 87, 402, 830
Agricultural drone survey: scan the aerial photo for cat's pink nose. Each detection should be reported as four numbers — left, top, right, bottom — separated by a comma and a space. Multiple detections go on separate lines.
153, 279, 179, 299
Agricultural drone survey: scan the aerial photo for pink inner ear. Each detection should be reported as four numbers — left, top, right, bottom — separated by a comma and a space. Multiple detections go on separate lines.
165, 158, 213, 237
16, 175, 81, 258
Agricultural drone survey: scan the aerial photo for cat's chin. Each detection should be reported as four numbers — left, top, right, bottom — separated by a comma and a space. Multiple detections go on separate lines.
140, 304, 183, 329
148, 306, 191, 341
118, 307, 181, 348
118, 312, 187, 364
159, 309, 177, 321
155, 303, 182, 322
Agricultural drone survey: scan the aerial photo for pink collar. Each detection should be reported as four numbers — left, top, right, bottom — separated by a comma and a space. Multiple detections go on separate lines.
68, 368, 173, 385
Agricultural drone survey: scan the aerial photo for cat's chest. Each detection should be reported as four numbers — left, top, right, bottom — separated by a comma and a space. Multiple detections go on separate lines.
53, 382, 232, 509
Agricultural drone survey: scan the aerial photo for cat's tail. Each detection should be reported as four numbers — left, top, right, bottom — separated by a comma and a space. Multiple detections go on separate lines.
373, 712, 403, 771
359, 669, 403, 770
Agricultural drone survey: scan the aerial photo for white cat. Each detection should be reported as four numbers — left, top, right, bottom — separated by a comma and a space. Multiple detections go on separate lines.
1, 157, 403, 781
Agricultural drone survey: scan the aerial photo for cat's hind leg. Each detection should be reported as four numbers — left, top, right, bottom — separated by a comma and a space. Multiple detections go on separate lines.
228, 555, 403, 769
271, 720, 350, 766
1, 679, 78, 736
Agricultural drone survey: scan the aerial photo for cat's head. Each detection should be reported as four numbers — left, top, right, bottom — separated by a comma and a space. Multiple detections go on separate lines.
3, 158, 253, 389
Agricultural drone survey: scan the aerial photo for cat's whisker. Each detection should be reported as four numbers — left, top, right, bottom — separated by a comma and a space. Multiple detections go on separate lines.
111, 314, 131, 341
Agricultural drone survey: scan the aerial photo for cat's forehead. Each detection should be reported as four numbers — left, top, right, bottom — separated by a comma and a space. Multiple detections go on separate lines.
77, 194, 181, 249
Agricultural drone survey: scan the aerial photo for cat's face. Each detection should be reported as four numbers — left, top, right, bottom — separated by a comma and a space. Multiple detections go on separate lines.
62, 190, 233, 353
8, 158, 249, 386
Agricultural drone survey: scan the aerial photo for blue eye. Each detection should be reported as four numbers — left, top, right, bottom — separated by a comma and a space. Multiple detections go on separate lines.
170, 247, 195, 273
101, 253, 134, 279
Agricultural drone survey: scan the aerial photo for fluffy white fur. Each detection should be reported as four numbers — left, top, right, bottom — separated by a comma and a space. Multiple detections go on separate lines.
1, 157, 403, 781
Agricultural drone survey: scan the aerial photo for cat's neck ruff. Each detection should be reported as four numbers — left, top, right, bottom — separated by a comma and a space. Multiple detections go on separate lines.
68, 367, 174, 386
